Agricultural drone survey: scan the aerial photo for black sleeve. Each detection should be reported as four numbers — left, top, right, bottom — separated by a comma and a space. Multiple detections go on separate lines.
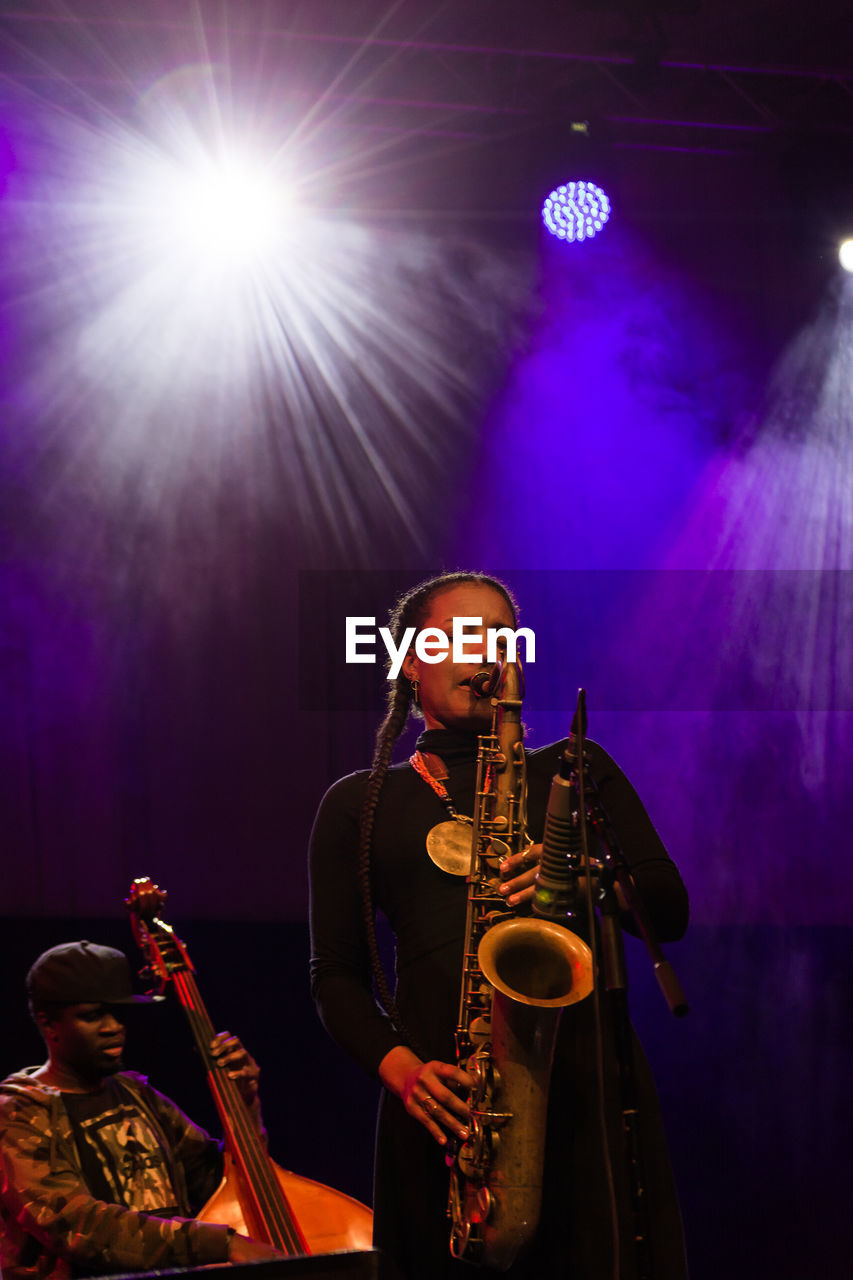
308, 773, 403, 1079
586, 740, 689, 942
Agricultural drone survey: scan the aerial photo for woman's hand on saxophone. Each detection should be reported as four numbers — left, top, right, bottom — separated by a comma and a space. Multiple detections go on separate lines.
500, 845, 620, 911
498, 843, 542, 906
379, 1045, 471, 1147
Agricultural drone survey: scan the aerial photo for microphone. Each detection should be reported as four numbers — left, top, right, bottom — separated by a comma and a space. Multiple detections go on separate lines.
566, 687, 587, 761
532, 689, 586, 922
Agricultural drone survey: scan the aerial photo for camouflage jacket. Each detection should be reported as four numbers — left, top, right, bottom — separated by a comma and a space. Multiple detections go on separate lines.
0, 1068, 231, 1280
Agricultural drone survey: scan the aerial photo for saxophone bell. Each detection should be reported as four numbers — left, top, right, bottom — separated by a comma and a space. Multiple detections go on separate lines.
477, 917, 594, 1010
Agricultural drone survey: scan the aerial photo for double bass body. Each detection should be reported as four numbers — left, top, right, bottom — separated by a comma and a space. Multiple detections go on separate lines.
200, 1153, 373, 1254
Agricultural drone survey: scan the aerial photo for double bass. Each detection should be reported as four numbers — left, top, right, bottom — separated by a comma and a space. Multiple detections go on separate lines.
125, 877, 373, 1256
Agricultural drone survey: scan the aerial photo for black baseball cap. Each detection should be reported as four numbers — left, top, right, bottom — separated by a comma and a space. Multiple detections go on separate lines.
26, 941, 160, 1005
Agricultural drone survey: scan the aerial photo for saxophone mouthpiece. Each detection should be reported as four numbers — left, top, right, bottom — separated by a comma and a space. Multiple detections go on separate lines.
470, 663, 503, 698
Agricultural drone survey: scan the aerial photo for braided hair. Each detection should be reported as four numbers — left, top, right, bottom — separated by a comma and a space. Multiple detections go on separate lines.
357, 571, 518, 1037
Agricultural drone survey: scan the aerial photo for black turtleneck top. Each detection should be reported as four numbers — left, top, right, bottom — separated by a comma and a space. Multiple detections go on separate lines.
308, 729, 688, 1080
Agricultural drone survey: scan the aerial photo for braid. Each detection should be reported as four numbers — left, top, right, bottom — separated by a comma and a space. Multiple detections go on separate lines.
356, 570, 518, 1044
357, 679, 411, 1029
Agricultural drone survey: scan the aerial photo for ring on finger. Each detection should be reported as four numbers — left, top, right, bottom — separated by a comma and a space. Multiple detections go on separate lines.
420, 1097, 436, 1116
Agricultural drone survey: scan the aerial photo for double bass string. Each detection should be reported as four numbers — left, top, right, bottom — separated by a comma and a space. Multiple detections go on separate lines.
172, 968, 305, 1253
171, 968, 307, 1254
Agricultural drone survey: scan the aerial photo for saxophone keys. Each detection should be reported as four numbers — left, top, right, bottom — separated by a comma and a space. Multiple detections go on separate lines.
457, 1118, 484, 1177
468, 1017, 490, 1050
449, 1208, 479, 1261
475, 1186, 493, 1223
475, 1109, 512, 1128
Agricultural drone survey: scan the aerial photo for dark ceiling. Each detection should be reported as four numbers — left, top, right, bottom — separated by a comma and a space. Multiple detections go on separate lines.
2, 0, 853, 159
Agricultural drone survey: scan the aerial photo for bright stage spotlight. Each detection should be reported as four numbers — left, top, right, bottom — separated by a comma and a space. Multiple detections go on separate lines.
541, 180, 611, 243
131, 146, 298, 272
164, 156, 291, 264
839, 239, 853, 273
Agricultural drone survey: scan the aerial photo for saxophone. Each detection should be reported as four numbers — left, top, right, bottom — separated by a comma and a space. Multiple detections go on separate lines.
448, 657, 594, 1271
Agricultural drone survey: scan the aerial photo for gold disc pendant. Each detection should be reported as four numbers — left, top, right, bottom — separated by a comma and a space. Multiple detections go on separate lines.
426, 820, 473, 876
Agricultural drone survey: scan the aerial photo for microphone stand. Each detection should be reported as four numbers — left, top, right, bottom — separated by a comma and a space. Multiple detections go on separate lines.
541, 690, 688, 1280
587, 778, 688, 1021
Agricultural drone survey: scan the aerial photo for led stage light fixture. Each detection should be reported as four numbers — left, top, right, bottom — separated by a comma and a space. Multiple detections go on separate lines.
541, 180, 611, 243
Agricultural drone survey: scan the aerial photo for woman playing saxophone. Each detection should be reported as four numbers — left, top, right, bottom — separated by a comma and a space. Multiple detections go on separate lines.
308, 572, 689, 1280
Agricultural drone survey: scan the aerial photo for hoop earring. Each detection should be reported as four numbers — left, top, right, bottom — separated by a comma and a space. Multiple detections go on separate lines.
410, 677, 420, 708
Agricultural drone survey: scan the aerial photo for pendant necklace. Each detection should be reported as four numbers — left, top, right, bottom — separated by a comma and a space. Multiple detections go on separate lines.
410, 750, 473, 876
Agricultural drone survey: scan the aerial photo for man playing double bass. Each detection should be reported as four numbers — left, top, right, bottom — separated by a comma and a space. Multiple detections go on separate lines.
0, 940, 282, 1279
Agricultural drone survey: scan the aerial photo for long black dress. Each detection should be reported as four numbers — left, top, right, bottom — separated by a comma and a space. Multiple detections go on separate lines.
309, 728, 689, 1280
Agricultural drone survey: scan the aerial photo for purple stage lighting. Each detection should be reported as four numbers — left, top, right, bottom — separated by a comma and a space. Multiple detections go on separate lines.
541, 180, 611, 243
0, 126, 14, 196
